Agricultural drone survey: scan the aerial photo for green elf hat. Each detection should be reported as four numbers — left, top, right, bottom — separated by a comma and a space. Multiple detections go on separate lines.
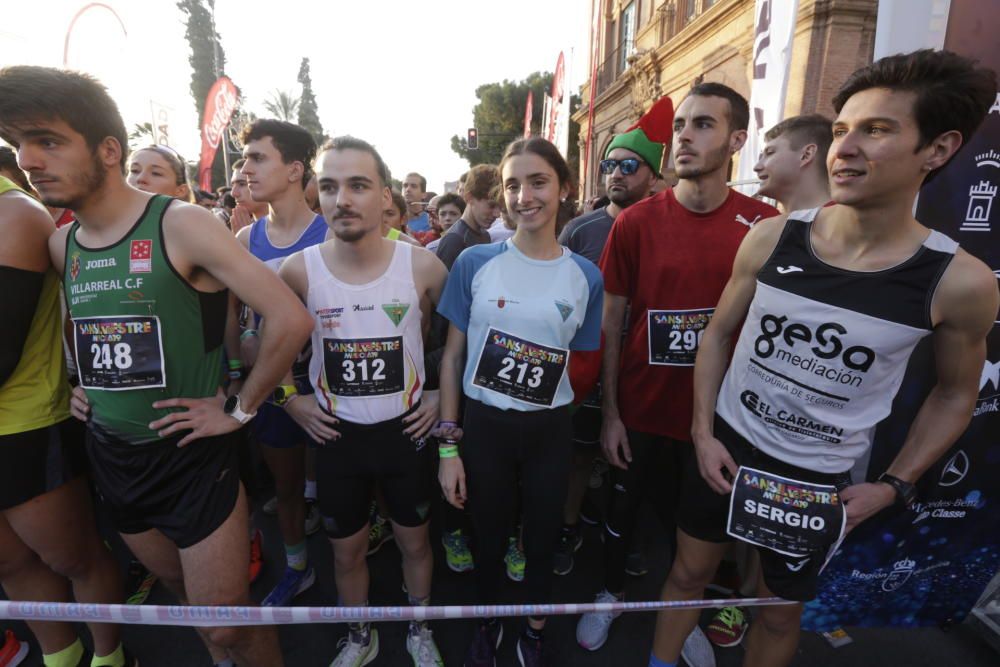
605, 96, 674, 173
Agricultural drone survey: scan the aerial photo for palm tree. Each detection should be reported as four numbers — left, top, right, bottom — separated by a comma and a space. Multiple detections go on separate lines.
263, 90, 300, 122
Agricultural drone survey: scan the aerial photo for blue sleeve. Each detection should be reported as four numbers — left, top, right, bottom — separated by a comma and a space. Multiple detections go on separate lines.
569, 256, 604, 351
436, 247, 477, 333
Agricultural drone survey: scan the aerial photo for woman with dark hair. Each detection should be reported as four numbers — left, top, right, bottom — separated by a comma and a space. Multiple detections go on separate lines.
126, 145, 192, 202
437, 137, 604, 665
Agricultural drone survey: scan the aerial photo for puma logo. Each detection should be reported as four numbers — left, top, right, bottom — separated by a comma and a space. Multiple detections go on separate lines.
736, 214, 762, 228
776, 265, 804, 274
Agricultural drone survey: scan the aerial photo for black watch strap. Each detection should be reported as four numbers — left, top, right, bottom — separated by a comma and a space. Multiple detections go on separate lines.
877, 473, 917, 508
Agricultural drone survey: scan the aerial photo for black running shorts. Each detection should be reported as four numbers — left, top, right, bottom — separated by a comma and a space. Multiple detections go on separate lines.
0, 419, 88, 511
85, 425, 241, 549
676, 415, 851, 601
316, 404, 432, 539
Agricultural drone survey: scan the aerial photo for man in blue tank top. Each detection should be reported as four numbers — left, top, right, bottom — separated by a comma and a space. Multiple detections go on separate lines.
650, 50, 999, 667
233, 119, 326, 608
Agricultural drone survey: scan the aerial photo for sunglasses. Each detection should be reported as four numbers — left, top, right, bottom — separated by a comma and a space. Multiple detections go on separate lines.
599, 158, 643, 175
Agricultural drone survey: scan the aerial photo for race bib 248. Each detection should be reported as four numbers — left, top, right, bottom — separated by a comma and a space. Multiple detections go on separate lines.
73, 315, 166, 390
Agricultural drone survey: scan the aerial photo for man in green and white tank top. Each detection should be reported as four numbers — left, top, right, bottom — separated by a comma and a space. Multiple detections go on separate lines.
0, 175, 137, 667
0, 66, 314, 667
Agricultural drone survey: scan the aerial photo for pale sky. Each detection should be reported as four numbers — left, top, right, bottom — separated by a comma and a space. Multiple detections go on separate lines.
1, 0, 590, 192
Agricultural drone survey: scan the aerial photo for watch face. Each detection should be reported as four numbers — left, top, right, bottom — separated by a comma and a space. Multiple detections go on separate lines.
273, 387, 286, 402
224, 394, 239, 414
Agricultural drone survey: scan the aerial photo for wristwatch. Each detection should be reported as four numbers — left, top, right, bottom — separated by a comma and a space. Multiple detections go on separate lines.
877, 473, 917, 508
272, 384, 299, 406
224, 394, 256, 425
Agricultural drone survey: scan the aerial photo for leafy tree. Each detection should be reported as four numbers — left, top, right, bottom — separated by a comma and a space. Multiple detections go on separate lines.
177, 0, 228, 187
263, 90, 300, 122
297, 58, 326, 145
128, 122, 154, 149
451, 71, 581, 178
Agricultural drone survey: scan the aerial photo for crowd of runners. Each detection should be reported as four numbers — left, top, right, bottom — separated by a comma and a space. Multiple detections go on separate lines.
0, 47, 996, 667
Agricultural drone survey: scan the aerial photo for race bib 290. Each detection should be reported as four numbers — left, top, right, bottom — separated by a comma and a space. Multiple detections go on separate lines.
726, 466, 846, 558
647, 308, 713, 366
323, 336, 404, 397
472, 328, 567, 407
73, 315, 166, 390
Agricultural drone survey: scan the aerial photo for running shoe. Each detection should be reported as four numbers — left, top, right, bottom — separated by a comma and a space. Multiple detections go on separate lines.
305, 501, 322, 536
262, 565, 316, 607
575, 590, 622, 651
73, 648, 139, 667
330, 628, 379, 667
624, 551, 648, 577
367, 517, 394, 556
504, 538, 526, 582
262, 495, 279, 515
681, 625, 717, 667
515, 631, 550, 667
0, 630, 28, 667
125, 559, 158, 605
442, 529, 475, 572
704, 606, 748, 647
249, 528, 264, 584
552, 525, 583, 576
406, 624, 444, 666
464, 621, 503, 667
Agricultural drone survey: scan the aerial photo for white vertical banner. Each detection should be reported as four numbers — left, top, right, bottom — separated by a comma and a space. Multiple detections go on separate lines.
542, 94, 553, 142
873, 0, 951, 58
555, 49, 573, 158
735, 0, 800, 195
149, 100, 172, 147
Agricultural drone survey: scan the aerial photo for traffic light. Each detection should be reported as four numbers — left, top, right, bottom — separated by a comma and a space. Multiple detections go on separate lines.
467, 128, 479, 150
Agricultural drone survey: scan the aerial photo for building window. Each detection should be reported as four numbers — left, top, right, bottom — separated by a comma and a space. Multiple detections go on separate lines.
620, 1, 637, 72
683, 0, 698, 26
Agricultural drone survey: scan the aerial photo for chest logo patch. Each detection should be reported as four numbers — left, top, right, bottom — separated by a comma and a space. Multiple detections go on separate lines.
70, 252, 81, 281
130, 240, 152, 273
554, 300, 574, 322
382, 302, 410, 327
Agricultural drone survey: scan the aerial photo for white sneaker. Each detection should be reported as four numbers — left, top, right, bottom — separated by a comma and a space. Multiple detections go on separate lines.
406, 625, 444, 666
330, 628, 379, 667
576, 590, 622, 651
681, 625, 717, 667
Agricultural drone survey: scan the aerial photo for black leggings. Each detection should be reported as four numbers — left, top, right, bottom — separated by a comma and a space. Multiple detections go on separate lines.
463, 399, 572, 608
603, 430, 689, 594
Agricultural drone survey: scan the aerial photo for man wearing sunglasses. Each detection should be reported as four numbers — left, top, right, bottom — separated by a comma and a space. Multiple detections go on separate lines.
577, 86, 779, 654
555, 142, 660, 580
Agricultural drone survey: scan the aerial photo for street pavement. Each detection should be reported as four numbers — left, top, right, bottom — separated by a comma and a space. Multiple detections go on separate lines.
2, 488, 998, 666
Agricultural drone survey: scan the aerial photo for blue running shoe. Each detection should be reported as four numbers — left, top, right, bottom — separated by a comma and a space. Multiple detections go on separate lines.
262, 565, 315, 607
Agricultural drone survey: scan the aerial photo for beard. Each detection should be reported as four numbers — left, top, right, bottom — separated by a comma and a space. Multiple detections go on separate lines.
608, 183, 646, 209
36, 152, 107, 209
675, 142, 731, 180
332, 224, 368, 242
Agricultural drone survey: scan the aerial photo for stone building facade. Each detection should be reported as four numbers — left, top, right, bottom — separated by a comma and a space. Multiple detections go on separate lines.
574, 0, 879, 197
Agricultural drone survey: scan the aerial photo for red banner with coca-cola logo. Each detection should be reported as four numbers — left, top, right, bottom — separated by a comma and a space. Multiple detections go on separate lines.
198, 76, 239, 191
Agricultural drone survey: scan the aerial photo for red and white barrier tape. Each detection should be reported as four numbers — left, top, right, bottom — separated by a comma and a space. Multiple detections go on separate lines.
0, 597, 793, 627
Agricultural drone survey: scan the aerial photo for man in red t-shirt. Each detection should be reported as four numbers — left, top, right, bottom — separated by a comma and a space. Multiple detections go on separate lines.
576, 82, 778, 652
